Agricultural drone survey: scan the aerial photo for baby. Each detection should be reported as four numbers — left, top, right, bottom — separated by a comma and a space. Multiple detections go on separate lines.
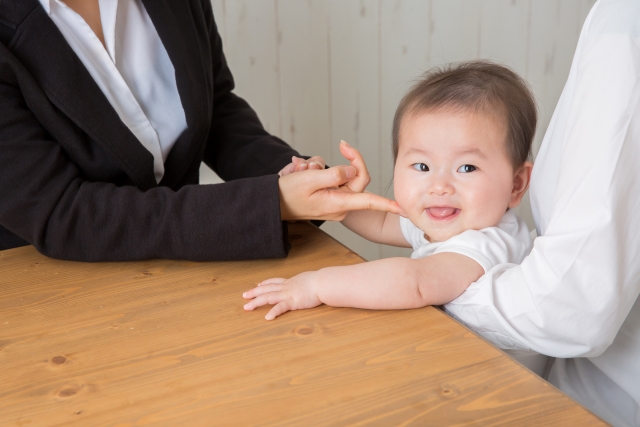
244, 60, 536, 320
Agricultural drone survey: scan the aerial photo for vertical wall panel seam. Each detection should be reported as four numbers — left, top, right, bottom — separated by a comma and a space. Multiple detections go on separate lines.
220, 0, 227, 42
377, 0, 383, 260
525, 0, 532, 80
476, 2, 482, 58
426, 0, 432, 69
327, 1, 334, 165
274, 0, 283, 139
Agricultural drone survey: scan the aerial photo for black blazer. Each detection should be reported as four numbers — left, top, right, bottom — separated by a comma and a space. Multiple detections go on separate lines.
0, 0, 300, 261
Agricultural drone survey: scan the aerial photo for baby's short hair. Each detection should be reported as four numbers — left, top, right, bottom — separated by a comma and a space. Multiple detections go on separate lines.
392, 60, 537, 168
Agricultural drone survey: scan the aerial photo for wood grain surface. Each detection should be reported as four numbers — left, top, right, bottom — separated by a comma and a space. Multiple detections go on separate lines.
0, 223, 605, 426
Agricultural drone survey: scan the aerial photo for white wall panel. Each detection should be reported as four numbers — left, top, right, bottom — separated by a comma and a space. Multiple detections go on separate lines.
276, 0, 332, 162
378, 0, 432, 260
320, 0, 383, 261
327, 0, 380, 178
211, 0, 226, 41
222, 1, 281, 136
475, 1, 534, 226
528, 1, 583, 155
478, 0, 530, 73
379, 0, 431, 198
428, 0, 482, 67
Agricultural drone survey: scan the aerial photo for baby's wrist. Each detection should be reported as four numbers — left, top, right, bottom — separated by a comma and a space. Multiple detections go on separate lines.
302, 270, 322, 301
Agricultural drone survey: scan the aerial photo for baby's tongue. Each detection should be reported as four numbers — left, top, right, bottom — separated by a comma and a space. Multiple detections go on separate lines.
428, 207, 457, 218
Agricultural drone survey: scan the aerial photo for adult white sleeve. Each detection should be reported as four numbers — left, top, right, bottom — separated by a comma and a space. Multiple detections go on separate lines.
444, 27, 640, 358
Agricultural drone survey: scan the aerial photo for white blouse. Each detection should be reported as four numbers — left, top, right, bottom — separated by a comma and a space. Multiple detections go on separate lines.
444, 1, 640, 425
38, 0, 187, 183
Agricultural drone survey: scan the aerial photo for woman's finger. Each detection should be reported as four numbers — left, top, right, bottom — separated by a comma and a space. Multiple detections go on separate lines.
293, 156, 325, 172
317, 165, 356, 188
265, 300, 292, 320
339, 140, 370, 193
307, 155, 326, 169
281, 165, 356, 195
280, 157, 311, 176
279, 166, 399, 221
333, 191, 404, 215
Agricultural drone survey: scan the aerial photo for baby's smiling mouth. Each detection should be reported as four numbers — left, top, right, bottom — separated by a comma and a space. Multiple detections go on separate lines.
426, 207, 460, 221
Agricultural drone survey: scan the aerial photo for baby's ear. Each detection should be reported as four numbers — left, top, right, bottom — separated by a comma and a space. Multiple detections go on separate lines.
508, 161, 533, 208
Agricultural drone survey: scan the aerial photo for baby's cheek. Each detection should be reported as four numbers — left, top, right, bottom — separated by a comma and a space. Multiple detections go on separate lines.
394, 176, 419, 207
395, 197, 413, 215
469, 201, 508, 229
395, 194, 419, 219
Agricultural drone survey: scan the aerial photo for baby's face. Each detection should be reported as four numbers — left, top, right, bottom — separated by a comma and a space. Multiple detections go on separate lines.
394, 109, 521, 242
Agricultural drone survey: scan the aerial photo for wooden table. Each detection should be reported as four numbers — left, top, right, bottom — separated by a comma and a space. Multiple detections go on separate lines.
0, 223, 605, 426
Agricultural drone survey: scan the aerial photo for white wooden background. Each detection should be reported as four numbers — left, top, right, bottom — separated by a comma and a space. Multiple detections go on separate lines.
201, 0, 597, 261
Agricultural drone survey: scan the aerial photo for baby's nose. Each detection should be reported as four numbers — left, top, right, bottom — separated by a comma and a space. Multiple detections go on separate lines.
428, 173, 454, 195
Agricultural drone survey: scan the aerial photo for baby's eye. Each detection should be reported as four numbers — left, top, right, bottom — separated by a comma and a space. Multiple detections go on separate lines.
457, 164, 477, 173
412, 163, 429, 172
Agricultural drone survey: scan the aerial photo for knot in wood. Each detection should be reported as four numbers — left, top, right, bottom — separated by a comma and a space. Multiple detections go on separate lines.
294, 325, 314, 336
51, 355, 67, 365
57, 386, 79, 398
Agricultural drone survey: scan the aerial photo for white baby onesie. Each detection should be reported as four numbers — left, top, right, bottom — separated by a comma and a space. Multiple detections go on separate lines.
399, 209, 532, 274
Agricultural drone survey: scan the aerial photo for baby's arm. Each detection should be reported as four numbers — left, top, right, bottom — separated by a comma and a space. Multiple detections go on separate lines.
243, 252, 483, 320
341, 210, 411, 247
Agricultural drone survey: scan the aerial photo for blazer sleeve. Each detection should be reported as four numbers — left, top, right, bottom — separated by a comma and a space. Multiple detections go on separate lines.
0, 74, 290, 261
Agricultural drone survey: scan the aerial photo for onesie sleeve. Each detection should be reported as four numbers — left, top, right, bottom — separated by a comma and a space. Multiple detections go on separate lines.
433, 211, 532, 273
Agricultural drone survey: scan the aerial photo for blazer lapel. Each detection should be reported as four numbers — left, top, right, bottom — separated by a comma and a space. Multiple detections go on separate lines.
6, 0, 158, 190
142, 0, 211, 188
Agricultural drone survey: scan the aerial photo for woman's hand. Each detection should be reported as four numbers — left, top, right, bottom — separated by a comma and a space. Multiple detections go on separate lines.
278, 141, 400, 221
278, 156, 325, 177
243, 272, 321, 320
337, 140, 369, 193
277, 141, 366, 189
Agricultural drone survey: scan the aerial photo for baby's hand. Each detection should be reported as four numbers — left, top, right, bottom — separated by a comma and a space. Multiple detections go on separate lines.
278, 156, 325, 177
243, 272, 321, 320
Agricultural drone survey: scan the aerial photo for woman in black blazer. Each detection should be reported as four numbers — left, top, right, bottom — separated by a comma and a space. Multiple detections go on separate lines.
0, 0, 398, 261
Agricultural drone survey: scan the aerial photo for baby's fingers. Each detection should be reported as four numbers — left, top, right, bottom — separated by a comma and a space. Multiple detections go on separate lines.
278, 162, 296, 177
265, 301, 292, 320
243, 283, 281, 300
293, 156, 325, 172
243, 297, 261, 311
258, 277, 287, 286
243, 293, 273, 311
